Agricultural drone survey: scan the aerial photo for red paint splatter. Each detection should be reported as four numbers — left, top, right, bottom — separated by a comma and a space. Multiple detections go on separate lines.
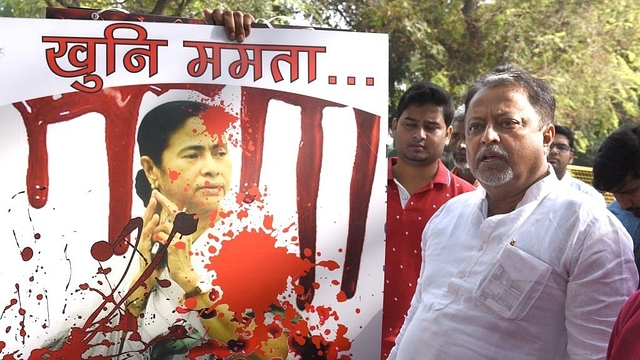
34, 233, 41, 240
207, 208, 221, 229
303, 248, 313, 258
318, 260, 340, 271
316, 306, 339, 326
237, 208, 249, 220
263, 214, 274, 231
199, 104, 238, 148
90, 240, 114, 262
97, 267, 112, 275
168, 168, 181, 183
20, 247, 33, 261
184, 297, 197, 309
282, 222, 296, 233
2, 299, 18, 316
157, 278, 172, 288
239, 184, 263, 204
206, 229, 313, 322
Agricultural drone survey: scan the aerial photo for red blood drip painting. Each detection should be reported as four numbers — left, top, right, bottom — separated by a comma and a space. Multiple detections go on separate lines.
16, 83, 225, 255
15, 84, 381, 358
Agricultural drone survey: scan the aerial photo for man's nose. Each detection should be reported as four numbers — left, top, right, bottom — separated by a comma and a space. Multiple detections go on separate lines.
481, 125, 499, 144
200, 152, 221, 176
413, 128, 426, 140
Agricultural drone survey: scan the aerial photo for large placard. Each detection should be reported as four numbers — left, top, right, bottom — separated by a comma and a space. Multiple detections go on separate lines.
0, 16, 387, 359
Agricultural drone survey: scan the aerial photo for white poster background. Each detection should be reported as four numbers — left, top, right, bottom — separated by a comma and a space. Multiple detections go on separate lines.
0, 18, 387, 359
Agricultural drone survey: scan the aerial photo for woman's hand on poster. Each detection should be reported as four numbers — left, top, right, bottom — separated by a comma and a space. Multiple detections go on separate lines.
204, 8, 255, 42
139, 192, 163, 271
152, 190, 200, 291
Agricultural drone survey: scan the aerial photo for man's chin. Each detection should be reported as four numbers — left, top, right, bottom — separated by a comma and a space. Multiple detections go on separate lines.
548, 162, 560, 171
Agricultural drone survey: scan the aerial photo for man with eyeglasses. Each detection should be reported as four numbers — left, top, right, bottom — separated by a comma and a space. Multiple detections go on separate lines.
547, 124, 606, 205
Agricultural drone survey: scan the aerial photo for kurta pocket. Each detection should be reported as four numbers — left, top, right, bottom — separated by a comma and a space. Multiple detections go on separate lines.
472, 242, 552, 320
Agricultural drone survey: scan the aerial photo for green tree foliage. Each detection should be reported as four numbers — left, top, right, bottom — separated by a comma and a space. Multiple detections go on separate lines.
2, 0, 639, 164
310, 0, 640, 165
0, 0, 302, 21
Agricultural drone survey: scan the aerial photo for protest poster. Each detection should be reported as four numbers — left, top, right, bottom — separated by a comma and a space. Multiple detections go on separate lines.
0, 13, 387, 360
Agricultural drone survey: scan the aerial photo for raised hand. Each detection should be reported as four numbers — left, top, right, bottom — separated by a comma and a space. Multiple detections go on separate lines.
204, 8, 255, 42
152, 190, 200, 291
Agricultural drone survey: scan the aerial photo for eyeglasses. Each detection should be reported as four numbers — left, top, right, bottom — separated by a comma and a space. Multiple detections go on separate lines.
550, 143, 571, 153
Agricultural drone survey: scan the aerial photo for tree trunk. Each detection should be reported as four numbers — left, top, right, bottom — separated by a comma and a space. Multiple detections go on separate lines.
150, 0, 171, 15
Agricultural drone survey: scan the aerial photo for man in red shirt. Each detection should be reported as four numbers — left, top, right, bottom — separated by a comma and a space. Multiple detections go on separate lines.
383, 82, 476, 359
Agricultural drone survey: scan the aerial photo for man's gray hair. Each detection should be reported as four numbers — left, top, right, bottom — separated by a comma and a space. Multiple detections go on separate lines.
452, 105, 465, 124
463, 64, 556, 127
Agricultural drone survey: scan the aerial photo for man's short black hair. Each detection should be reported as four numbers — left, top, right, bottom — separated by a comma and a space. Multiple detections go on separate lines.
396, 82, 455, 127
593, 124, 640, 192
553, 124, 574, 149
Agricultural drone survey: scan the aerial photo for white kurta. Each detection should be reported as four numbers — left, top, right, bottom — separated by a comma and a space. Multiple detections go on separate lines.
560, 171, 606, 207
389, 168, 638, 360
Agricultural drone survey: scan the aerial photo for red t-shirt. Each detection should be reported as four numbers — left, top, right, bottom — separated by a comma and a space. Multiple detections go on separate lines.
607, 289, 640, 360
381, 157, 475, 359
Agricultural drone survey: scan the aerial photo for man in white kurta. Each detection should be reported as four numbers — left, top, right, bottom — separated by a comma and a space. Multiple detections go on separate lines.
389, 170, 637, 359
389, 65, 638, 360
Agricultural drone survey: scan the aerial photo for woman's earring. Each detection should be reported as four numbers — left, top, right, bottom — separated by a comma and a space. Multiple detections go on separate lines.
151, 183, 157, 190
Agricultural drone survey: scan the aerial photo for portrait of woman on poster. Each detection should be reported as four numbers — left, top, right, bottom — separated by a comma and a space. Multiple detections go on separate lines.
122, 99, 288, 359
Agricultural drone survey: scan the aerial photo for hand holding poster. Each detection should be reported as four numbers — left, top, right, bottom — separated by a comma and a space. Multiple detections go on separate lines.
0, 15, 387, 360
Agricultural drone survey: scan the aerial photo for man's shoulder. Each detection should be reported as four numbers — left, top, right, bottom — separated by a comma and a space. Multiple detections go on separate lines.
568, 176, 597, 190
567, 177, 606, 202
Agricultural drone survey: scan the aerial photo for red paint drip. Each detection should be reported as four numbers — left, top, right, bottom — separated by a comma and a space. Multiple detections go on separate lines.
340, 109, 380, 299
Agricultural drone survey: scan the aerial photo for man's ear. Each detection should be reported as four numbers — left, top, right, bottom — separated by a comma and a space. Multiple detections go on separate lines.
140, 156, 160, 190
569, 150, 575, 164
390, 118, 398, 133
542, 123, 555, 149
445, 125, 453, 146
